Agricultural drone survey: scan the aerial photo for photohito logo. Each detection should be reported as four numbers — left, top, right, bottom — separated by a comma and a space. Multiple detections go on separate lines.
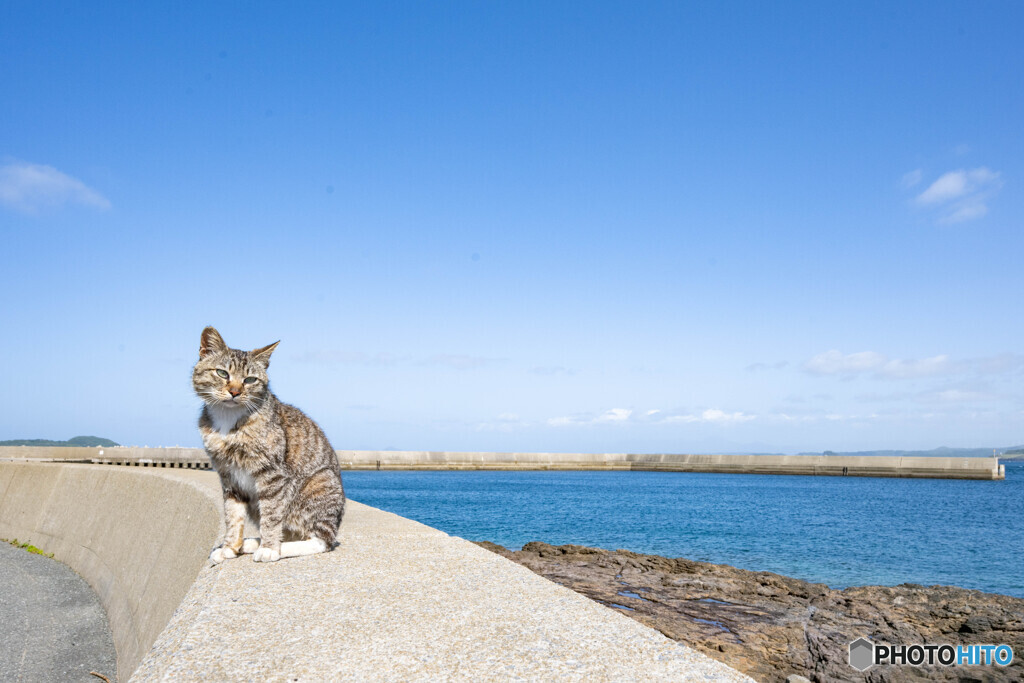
849, 638, 1014, 671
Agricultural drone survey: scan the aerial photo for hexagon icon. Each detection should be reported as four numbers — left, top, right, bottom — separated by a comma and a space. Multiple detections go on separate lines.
849, 638, 875, 672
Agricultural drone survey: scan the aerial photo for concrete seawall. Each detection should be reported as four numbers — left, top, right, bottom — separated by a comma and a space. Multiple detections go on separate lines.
1, 446, 1006, 479
0, 461, 752, 682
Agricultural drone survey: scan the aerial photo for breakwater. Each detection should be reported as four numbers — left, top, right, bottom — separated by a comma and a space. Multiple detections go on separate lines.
0, 446, 1005, 479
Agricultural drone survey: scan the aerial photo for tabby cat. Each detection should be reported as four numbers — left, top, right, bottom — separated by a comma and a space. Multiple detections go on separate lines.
193, 326, 345, 563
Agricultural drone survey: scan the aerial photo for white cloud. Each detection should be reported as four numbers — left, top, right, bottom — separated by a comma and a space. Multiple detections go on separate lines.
549, 406, 755, 427
914, 167, 1002, 224
596, 408, 632, 423
805, 350, 1021, 381
702, 409, 755, 424
919, 388, 995, 403
766, 410, 889, 424
943, 203, 988, 223
665, 409, 755, 424
877, 355, 952, 379
804, 350, 887, 376
475, 413, 526, 432
548, 408, 634, 426
0, 161, 111, 214
917, 171, 970, 204
804, 350, 954, 379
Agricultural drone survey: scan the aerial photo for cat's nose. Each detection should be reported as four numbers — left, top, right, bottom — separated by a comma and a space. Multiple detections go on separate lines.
229, 388, 241, 397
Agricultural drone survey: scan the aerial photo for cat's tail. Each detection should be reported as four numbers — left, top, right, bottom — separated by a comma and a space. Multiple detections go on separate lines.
249, 537, 329, 562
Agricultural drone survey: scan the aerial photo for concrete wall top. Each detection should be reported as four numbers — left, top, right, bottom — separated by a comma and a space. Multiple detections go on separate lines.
0, 445, 203, 461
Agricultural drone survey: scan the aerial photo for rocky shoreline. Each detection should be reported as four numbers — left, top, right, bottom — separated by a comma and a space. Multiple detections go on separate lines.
475, 541, 1023, 682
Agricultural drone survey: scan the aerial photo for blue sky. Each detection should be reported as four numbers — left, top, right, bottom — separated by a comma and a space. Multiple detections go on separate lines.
2, 2, 1022, 453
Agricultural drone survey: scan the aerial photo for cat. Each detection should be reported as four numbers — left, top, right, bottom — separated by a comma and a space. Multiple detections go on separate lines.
192, 326, 345, 563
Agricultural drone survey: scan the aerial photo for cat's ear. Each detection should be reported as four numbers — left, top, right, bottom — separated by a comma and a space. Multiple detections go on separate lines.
250, 340, 280, 367
200, 327, 228, 358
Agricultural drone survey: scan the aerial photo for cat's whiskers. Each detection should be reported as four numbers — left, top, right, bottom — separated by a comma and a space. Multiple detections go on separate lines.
253, 396, 270, 415
199, 390, 241, 411
199, 390, 226, 407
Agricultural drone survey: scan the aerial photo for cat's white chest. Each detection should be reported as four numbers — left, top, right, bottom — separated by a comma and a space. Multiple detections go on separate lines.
207, 404, 247, 435
227, 466, 258, 499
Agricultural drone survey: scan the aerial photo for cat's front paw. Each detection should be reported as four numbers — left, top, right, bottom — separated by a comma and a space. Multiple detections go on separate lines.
241, 537, 261, 554
253, 546, 281, 563
209, 546, 237, 564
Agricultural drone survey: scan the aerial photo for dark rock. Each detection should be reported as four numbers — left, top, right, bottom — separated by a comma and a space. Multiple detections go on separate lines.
959, 615, 993, 634
475, 541, 1024, 683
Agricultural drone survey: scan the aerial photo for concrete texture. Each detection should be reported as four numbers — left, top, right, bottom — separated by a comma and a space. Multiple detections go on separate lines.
1, 462, 752, 682
134, 487, 752, 682
1, 446, 1005, 479
0, 463, 221, 681
0, 540, 117, 682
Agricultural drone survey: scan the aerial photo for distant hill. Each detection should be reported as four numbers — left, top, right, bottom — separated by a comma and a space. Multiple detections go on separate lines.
0, 436, 120, 447
798, 446, 1023, 459
1002, 448, 1024, 461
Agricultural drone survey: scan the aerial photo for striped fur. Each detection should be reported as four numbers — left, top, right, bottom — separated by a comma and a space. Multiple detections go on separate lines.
193, 327, 345, 563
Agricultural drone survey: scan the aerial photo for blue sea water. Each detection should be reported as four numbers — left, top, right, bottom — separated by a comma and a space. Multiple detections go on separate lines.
344, 462, 1024, 597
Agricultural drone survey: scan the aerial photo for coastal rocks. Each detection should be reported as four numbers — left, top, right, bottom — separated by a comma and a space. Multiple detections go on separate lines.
475, 541, 1024, 683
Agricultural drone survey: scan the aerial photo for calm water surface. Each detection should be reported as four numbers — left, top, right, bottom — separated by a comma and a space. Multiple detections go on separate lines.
344, 462, 1024, 597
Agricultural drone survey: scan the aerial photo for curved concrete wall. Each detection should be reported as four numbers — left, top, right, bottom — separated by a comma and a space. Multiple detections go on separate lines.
0, 463, 221, 681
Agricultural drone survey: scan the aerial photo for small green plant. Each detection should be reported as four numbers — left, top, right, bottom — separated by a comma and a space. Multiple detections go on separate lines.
1, 537, 55, 558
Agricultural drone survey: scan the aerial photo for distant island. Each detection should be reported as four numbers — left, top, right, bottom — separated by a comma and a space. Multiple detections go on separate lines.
800, 445, 1023, 459
0, 436, 120, 447
1002, 447, 1024, 461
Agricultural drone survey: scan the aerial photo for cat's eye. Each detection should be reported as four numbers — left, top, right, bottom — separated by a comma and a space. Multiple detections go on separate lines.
215, 369, 229, 379
243, 376, 258, 384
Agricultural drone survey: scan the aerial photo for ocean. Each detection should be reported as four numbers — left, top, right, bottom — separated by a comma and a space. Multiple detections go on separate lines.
344, 462, 1024, 597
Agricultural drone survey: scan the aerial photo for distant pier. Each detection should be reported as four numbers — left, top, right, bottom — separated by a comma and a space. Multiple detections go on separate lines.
0, 446, 1005, 479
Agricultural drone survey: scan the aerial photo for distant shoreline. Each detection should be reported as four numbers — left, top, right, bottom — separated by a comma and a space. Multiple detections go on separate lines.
0, 436, 119, 448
